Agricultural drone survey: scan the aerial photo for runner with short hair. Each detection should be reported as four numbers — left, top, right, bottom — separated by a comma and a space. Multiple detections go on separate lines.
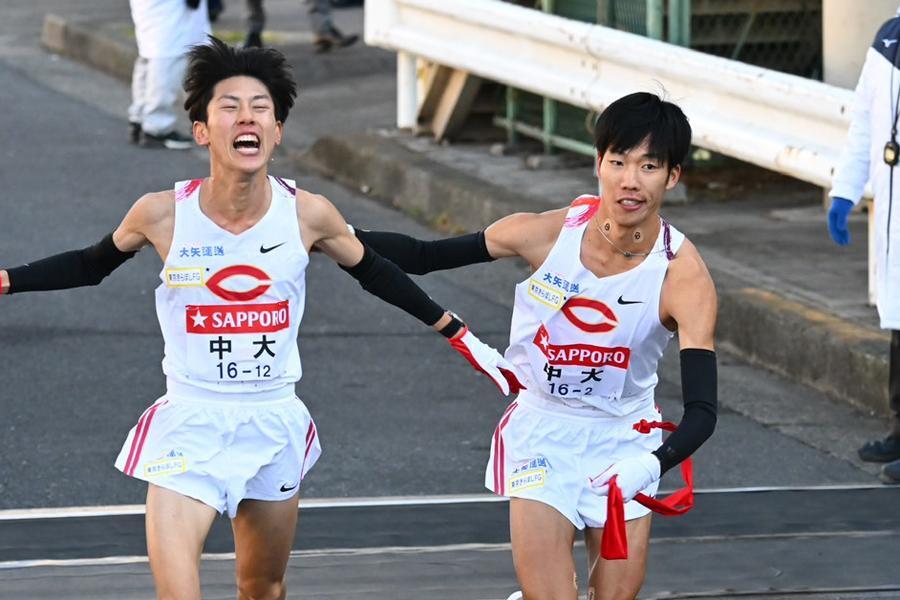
0, 37, 522, 600
351, 92, 718, 600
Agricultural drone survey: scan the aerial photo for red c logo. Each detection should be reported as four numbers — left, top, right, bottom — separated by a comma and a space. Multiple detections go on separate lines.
561, 297, 618, 333
206, 265, 272, 302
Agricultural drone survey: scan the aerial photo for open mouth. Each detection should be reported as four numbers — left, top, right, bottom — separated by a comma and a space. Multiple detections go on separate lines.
233, 133, 261, 155
618, 197, 645, 209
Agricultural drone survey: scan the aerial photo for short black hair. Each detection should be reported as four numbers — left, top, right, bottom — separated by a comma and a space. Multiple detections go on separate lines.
593, 92, 691, 170
183, 36, 297, 123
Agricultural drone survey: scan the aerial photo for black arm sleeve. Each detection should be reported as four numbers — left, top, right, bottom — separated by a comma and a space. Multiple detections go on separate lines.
5, 233, 137, 294
652, 349, 718, 474
340, 243, 446, 326
353, 229, 493, 275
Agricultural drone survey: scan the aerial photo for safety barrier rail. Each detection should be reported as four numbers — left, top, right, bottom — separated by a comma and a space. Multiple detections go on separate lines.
365, 0, 854, 189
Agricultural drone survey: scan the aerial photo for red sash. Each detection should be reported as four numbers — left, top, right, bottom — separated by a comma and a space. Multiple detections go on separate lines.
600, 419, 695, 560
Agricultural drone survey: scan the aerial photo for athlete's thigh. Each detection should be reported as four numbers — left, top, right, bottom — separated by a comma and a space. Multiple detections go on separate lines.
232, 493, 300, 593
584, 514, 652, 600
510, 497, 579, 600
145, 483, 218, 600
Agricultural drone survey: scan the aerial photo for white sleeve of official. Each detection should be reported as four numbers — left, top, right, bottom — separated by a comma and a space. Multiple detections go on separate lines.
830, 49, 875, 206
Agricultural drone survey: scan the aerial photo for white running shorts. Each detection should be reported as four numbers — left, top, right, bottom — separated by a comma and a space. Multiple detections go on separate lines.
485, 396, 662, 529
115, 393, 321, 518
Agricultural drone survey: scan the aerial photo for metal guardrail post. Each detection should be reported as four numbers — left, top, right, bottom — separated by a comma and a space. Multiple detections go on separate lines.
679, 0, 691, 46
646, 0, 664, 40
543, 96, 557, 154
732, 9, 758, 61
668, 0, 691, 46
505, 87, 519, 145
541, 0, 557, 154
397, 51, 417, 129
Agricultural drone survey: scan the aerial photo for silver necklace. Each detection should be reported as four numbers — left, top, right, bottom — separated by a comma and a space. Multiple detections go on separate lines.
595, 221, 656, 259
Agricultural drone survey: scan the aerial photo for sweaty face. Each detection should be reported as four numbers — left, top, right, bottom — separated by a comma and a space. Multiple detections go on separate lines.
597, 139, 680, 227
194, 75, 283, 173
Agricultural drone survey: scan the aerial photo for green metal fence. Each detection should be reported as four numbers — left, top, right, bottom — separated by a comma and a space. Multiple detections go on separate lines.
495, 0, 822, 156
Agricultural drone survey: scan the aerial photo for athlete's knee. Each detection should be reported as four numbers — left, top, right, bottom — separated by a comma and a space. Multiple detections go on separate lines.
590, 574, 644, 600
236, 575, 287, 600
518, 588, 578, 600
518, 573, 578, 600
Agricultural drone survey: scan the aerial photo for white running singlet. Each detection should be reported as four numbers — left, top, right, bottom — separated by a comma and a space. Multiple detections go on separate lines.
505, 195, 684, 417
156, 176, 307, 396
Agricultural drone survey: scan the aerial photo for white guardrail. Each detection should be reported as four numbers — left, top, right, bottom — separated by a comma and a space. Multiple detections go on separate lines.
366, 0, 877, 302
365, 0, 854, 188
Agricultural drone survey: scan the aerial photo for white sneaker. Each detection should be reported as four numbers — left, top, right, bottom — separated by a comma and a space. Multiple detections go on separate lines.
505, 592, 523, 600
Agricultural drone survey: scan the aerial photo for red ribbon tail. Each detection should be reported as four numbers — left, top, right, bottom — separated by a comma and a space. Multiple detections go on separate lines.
600, 476, 628, 560
599, 425, 697, 561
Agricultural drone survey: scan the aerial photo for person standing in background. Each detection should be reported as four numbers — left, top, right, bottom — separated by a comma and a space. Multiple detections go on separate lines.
828, 5, 900, 484
208, 0, 224, 21
128, 0, 211, 149
243, 0, 358, 53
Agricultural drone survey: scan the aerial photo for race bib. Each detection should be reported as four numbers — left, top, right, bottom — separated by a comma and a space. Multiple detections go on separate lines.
184, 301, 291, 382
528, 323, 630, 402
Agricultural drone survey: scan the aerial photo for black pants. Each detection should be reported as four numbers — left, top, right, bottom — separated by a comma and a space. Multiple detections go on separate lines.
247, 0, 265, 35
892, 330, 900, 437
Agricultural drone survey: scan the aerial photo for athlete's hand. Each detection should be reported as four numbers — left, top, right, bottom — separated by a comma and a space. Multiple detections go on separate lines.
827, 197, 854, 246
449, 327, 526, 396
589, 453, 661, 502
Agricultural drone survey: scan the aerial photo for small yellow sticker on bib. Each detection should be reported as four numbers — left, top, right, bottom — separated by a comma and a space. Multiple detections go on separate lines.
165, 268, 205, 287
527, 279, 564, 309
144, 457, 187, 478
508, 468, 547, 492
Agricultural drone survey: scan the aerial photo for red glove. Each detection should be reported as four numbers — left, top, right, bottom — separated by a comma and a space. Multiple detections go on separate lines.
449, 326, 526, 396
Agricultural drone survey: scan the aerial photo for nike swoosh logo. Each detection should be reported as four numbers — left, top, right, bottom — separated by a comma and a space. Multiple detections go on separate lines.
617, 295, 644, 305
884, 38, 898, 48
260, 242, 286, 254
280, 482, 299, 492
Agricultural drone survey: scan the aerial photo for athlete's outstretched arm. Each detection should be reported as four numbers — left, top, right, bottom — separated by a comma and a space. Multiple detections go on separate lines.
350, 229, 495, 274
298, 191, 525, 396
0, 193, 171, 296
351, 210, 566, 274
0, 234, 136, 295
590, 241, 717, 501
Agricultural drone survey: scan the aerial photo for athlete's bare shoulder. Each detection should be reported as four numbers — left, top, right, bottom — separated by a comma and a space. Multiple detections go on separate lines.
114, 190, 176, 256
293, 187, 351, 253
294, 187, 330, 222
667, 239, 710, 282
662, 238, 717, 349
294, 187, 336, 229
135, 190, 176, 221
485, 207, 568, 267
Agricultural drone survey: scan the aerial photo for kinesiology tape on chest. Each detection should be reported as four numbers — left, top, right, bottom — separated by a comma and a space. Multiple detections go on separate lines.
340, 243, 445, 325
652, 349, 718, 474
5, 233, 136, 294
353, 229, 493, 275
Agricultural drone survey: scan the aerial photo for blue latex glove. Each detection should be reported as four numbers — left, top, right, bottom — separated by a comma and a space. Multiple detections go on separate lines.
827, 197, 854, 246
